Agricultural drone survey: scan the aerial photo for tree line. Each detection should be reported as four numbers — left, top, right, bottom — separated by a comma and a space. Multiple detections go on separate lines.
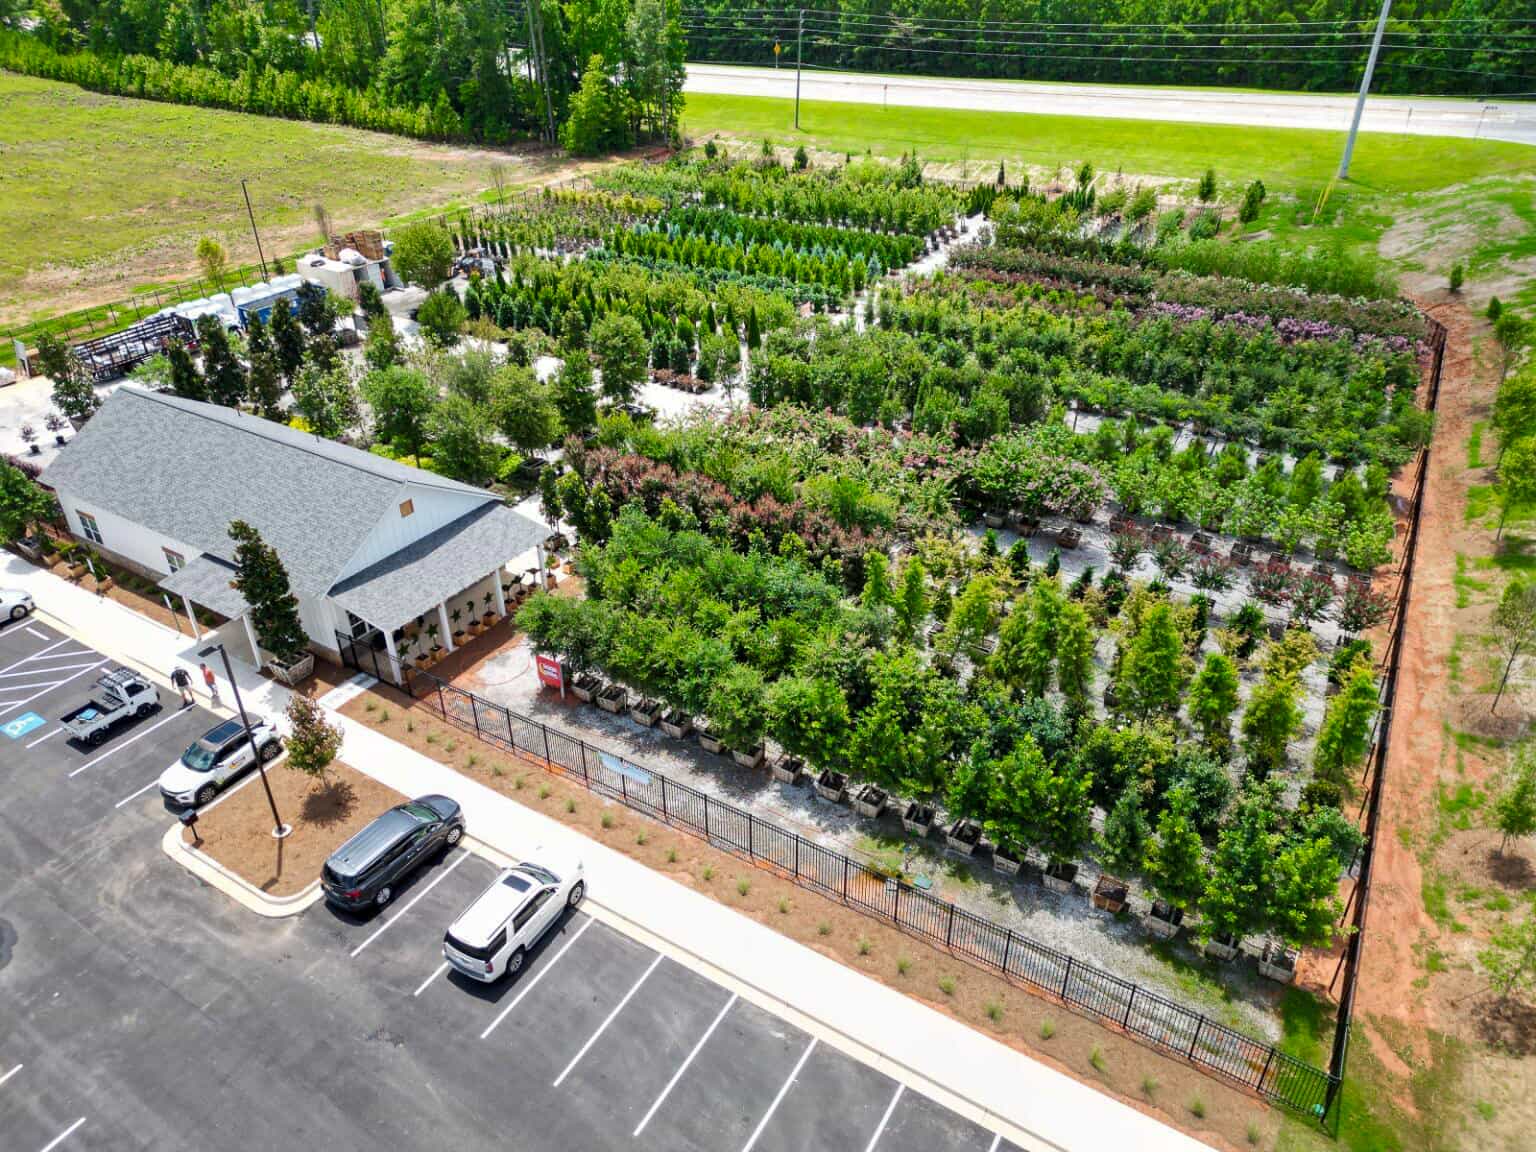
1, 0, 685, 149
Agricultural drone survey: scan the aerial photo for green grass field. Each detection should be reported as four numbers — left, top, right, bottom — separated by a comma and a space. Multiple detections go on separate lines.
0, 72, 515, 327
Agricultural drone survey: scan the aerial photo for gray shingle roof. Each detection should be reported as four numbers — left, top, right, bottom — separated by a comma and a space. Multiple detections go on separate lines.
328, 502, 546, 632
41, 388, 491, 599
158, 553, 249, 619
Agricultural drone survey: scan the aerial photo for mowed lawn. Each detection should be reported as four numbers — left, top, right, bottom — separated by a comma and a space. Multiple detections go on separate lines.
0, 72, 515, 325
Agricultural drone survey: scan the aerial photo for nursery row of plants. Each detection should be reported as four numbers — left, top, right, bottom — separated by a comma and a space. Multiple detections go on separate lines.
452, 189, 667, 258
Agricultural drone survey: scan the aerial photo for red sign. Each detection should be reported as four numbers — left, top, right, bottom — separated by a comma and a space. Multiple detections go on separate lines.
536, 653, 564, 693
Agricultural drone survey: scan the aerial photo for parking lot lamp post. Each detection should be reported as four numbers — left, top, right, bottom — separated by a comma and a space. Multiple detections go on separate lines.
200, 641, 290, 839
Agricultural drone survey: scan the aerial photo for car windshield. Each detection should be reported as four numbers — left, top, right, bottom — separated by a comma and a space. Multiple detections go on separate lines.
402, 802, 440, 823
517, 863, 559, 886
180, 741, 218, 772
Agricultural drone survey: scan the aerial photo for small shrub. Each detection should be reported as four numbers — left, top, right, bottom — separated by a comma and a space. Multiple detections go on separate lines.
665, 847, 678, 863
406, 719, 414, 733
1141, 1075, 1157, 1097
378, 708, 390, 722
564, 798, 576, 814
364, 700, 376, 713
491, 764, 503, 778
817, 921, 831, 936
736, 878, 751, 896
778, 897, 790, 914
1246, 1121, 1262, 1145
1449, 263, 1465, 293
1039, 1019, 1056, 1040
512, 774, 523, 788
702, 865, 715, 881
465, 754, 477, 769
426, 731, 439, 744
938, 975, 956, 996
600, 812, 615, 829
1189, 1096, 1206, 1119
896, 956, 911, 975
856, 936, 871, 956
538, 784, 551, 799
443, 739, 457, 753
635, 830, 648, 846
984, 1001, 1003, 1023
1089, 1046, 1106, 1073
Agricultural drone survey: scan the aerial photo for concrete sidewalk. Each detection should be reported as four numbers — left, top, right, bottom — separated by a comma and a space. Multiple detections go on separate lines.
3, 553, 1215, 1152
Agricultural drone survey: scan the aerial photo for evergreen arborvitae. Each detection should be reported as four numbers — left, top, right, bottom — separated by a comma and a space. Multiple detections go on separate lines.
228, 519, 308, 664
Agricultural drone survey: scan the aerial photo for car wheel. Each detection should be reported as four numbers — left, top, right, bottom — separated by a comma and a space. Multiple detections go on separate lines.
505, 947, 526, 977
260, 740, 281, 762
195, 784, 218, 807
567, 880, 585, 909
88, 730, 106, 747
374, 885, 393, 909
136, 703, 155, 718
9, 605, 25, 621
445, 825, 463, 847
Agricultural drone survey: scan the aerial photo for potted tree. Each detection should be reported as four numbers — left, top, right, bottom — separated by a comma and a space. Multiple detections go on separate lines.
696, 719, 725, 755
449, 606, 468, 647
771, 754, 804, 784
426, 621, 443, 663
596, 681, 628, 714
1198, 780, 1280, 961
766, 675, 848, 790
943, 755, 991, 857
1142, 787, 1205, 939
482, 590, 497, 626
1035, 762, 1093, 895
660, 707, 694, 739
1258, 940, 1299, 984
1093, 786, 1150, 914
19, 423, 39, 456
853, 782, 888, 819
706, 665, 767, 769
228, 520, 314, 685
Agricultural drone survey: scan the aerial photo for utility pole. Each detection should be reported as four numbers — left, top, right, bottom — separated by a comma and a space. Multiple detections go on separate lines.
1338, 0, 1391, 180
525, 0, 556, 145
241, 179, 269, 283
794, 9, 804, 130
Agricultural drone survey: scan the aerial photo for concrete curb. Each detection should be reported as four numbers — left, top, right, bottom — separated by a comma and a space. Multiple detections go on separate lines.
159, 822, 322, 918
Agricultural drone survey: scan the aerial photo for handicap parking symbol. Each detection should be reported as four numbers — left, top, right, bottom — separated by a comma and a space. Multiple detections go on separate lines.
1, 712, 46, 740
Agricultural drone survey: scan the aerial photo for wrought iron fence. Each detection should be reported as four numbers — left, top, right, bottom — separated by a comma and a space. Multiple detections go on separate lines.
384, 663, 1336, 1120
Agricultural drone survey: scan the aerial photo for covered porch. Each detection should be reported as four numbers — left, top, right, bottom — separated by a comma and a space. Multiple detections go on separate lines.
328, 502, 549, 685
157, 552, 263, 666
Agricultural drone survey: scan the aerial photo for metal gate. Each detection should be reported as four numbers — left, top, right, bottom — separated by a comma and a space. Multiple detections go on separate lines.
334, 630, 402, 685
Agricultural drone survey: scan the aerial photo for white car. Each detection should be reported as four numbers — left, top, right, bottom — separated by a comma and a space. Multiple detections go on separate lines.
443, 855, 585, 982
1, 588, 34, 622
158, 716, 282, 807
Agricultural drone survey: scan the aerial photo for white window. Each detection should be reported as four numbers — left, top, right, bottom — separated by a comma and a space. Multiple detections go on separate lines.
163, 548, 186, 572
345, 611, 371, 640
78, 511, 103, 545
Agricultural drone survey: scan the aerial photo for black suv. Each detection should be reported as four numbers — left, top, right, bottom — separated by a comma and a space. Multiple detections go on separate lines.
321, 795, 464, 912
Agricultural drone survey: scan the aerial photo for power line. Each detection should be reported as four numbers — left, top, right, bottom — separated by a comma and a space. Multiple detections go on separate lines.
682, 7, 1536, 32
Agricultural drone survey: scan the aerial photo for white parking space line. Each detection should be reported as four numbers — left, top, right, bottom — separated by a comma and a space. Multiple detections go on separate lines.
25, 626, 49, 640
480, 917, 596, 1040
0, 659, 109, 719
863, 1083, 905, 1152
986, 1135, 1001, 1152
632, 991, 738, 1137
552, 953, 664, 1088
349, 850, 471, 958
67, 708, 183, 777
114, 778, 163, 809
0, 637, 69, 675
413, 960, 450, 998
740, 1037, 818, 1152
37, 1118, 86, 1152
0, 1062, 21, 1088
0, 661, 104, 681
25, 727, 63, 749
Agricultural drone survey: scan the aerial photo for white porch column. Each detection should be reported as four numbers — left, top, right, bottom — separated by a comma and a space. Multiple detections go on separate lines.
240, 612, 262, 667
181, 595, 202, 640
493, 570, 507, 618
535, 543, 548, 589
382, 628, 401, 683
438, 600, 455, 653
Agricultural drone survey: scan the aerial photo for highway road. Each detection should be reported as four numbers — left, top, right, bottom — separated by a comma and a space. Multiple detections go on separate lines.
685, 63, 1536, 147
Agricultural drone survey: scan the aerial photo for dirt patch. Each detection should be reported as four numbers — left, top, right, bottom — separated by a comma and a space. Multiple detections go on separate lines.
339, 684, 1296, 1152
183, 759, 401, 897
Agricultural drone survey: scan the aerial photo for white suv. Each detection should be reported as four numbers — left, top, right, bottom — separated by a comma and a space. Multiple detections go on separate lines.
443, 857, 585, 982
158, 716, 282, 807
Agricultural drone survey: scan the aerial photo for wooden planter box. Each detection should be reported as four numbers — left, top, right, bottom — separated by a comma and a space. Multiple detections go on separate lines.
1143, 901, 1183, 939
1042, 861, 1078, 895
991, 847, 1022, 877
1056, 526, 1082, 550
945, 820, 981, 856
571, 673, 602, 703
731, 745, 766, 770
659, 709, 693, 739
698, 727, 725, 755
982, 510, 1007, 529
1258, 945, 1299, 984
267, 652, 315, 687
853, 784, 888, 819
452, 629, 468, 647
771, 755, 804, 784
1204, 934, 1240, 962
67, 562, 88, 579
815, 770, 849, 803
902, 802, 936, 836
629, 698, 661, 728
1092, 874, 1129, 914
596, 684, 628, 714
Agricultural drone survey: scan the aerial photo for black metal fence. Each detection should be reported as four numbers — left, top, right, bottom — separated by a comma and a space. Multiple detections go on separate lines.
379, 660, 1336, 1120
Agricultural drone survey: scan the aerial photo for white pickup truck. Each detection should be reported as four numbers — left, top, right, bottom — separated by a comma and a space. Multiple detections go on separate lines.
62, 668, 161, 745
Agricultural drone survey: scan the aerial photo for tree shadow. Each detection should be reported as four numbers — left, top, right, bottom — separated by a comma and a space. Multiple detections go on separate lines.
1474, 995, 1536, 1057
302, 776, 358, 829
1487, 847, 1534, 891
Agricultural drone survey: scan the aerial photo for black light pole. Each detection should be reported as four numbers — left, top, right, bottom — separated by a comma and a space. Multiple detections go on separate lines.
241, 179, 270, 282
200, 641, 290, 838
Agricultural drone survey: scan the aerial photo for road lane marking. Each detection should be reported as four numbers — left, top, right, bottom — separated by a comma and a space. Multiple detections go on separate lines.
552, 953, 663, 1087
115, 778, 164, 809
0, 659, 109, 719
0, 1062, 21, 1088
0, 637, 69, 676
632, 992, 738, 1137
25, 727, 63, 748
480, 917, 595, 1040
38, 1118, 86, 1152
349, 850, 470, 958
740, 1037, 818, 1152
863, 1083, 905, 1152
67, 707, 182, 776
413, 961, 450, 997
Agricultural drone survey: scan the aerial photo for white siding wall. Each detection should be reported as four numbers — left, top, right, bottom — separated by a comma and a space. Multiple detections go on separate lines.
333, 483, 489, 583
57, 493, 200, 578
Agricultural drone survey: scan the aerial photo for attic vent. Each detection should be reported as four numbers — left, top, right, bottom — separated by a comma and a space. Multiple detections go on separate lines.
399, 499, 414, 518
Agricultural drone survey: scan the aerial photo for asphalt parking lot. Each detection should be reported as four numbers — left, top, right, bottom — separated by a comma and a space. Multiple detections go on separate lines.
0, 613, 1027, 1152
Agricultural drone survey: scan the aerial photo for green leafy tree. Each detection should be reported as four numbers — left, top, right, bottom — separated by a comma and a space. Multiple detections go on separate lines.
244, 315, 285, 419
1241, 668, 1303, 779
893, 557, 928, 643
490, 364, 562, 455
364, 313, 402, 370
1055, 601, 1095, 714
392, 221, 454, 288
538, 466, 564, 532
1187, 651, 1240, 754
1099, 785, 1151, 878
1492, 579, 1536, 713
591, 313, 648, 403
228, 519, 308, 664
427, 394, 500, 485
417, 288, 467, 348
860, 551, 892, 611
0, 461, 56, 543
1493, 744, 1536, 855
270, 302, 305, 380
284, 690, 343, 783
554, 353, 599, 436
195, 235, 228, 289
36, 332, 97, 424
1200, 780, 1282, 943
1145, 786, 1207, 914
362, 366, 436, 462
1268, 834, 1344, 949
291, 363, 360, 440
706, 663, 768, 752
1030, 759, 1094, 867
1494, 369, 1536, 458
1494, 313, 1529, 385
990, 578, 1062, 698
166, 339, 205, 401
1314, 657, 1379, 787
766, 675, 850, 771
195, 315, 246, 407
940, 576, 1000, 658
1117, 601, 1191, 718
561, 55, 634, 155
1197, 168, 1217, 202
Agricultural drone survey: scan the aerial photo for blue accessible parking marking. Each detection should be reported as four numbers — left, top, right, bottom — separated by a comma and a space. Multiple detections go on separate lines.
2, 712, 46, 740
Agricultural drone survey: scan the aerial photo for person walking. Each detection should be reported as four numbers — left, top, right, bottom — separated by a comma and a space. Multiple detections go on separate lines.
170, 665, 194, 708
199, 661, 220, 706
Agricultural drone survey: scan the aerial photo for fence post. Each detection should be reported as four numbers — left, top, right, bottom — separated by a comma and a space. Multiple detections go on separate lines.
1188, 1016, 1205, 1060
1001, 930, 1011, 976
793, 835, 800, 880
748, 815, 754, 859
579, 742, 589, 784
471, 699, 481, 738
621, 773, 628, 802
504, 710, 514, 750
435, 681, 446, 719
541, 724, 551, 764
843, 856, 850, 901
945, 902, 955, 946
661, 776, 668, 821
893, 880, 900, 925
704, 794, 711, 839
1122, 985, 1136, 1028
1258, 1045, 1276, 1095
1060, 955, 1074, 1000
